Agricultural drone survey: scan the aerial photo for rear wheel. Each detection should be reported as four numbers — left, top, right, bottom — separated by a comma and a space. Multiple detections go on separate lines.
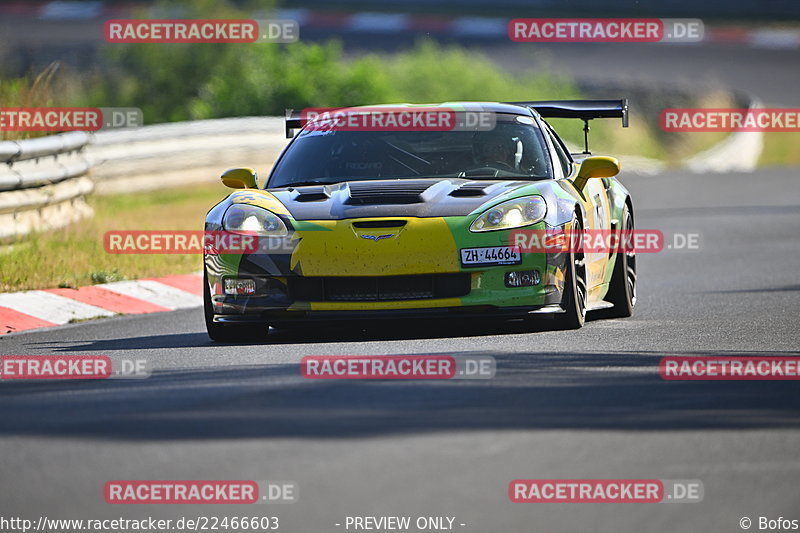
604, 204, 636, 318
554, 214, 587, 329
204, 270, 269, 342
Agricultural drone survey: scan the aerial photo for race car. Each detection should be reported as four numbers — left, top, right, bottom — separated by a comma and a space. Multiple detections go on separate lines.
203, 100, 636, 340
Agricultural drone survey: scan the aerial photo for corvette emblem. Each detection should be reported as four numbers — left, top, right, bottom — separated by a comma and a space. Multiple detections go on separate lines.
360, 234, 394, 241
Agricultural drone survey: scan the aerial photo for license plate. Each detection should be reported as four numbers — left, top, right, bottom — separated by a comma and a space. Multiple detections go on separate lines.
460, 246, 521, 266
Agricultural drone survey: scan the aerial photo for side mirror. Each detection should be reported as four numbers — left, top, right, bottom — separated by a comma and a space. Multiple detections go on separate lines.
221, 167, 258, 189
573, 156, 620, 190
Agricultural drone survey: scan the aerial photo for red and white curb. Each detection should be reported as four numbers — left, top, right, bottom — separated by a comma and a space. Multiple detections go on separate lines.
0, 273, 203, 336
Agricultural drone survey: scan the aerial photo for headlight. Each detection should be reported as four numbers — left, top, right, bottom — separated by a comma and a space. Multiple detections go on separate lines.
470, 196, 547, 232
222, 204, 288, 236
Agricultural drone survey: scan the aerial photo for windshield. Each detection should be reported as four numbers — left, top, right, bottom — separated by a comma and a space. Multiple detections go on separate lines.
267, 113, 552, 188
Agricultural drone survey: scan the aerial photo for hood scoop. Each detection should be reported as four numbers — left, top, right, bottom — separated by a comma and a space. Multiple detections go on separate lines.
345, 180, 433, 205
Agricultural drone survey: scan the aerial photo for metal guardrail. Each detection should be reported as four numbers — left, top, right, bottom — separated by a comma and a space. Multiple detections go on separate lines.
0, 118, 289, 240
88, 117, 287, 194
0, 132, 93, 241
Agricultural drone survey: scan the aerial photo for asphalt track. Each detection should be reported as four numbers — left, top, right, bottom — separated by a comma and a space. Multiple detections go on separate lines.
1, 166, 799, 531
512, 42, 800, 107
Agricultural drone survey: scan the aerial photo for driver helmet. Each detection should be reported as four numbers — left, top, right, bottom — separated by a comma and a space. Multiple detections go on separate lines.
472, 130, 519, 169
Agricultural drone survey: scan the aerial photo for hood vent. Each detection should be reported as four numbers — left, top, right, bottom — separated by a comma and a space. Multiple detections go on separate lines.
346, 180, 433, 205
450, 181, 493, 197
291, 186, 329, 202
450, 181, 510, 197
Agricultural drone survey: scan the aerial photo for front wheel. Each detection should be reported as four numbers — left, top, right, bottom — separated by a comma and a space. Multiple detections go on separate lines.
204, 270, 269, 342
554, 214, 587, 330
604, 204, 636, 318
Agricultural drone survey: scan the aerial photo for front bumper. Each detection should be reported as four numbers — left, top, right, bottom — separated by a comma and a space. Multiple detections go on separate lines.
205, 217, 569, 323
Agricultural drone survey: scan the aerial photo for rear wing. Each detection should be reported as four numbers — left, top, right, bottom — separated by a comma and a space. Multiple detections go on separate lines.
285, 109, 303, 138
286, 100, 629, 151
506, 99, 629, 153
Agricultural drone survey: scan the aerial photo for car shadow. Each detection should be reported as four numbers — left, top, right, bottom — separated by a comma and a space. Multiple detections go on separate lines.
1, 349, 799, 440
25, 315, 580, 351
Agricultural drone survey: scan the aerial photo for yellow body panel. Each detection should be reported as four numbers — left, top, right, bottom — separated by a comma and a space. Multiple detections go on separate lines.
290, 217, 460, 277
229, 190, 291, 215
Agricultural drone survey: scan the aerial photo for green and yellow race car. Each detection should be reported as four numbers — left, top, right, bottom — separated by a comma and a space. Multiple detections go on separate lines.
203, 100, 636, 340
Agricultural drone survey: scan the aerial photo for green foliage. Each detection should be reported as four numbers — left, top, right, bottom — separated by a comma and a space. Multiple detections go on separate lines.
66, 0, 581, 131
382, 41, 580, 104
0, 63, 65, 140
89, 33, 580, 124
89, 269, 126, 284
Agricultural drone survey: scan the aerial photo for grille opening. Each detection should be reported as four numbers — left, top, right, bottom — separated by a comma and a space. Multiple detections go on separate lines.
289, 274, 470, 302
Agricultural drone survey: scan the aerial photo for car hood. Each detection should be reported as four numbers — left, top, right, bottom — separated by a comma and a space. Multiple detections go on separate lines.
265, 178, 546, 220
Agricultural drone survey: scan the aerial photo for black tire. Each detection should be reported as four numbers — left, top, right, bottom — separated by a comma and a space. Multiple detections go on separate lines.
204, 270, 269, 342
554, 213, 587, 329
604, 203, 637, 318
